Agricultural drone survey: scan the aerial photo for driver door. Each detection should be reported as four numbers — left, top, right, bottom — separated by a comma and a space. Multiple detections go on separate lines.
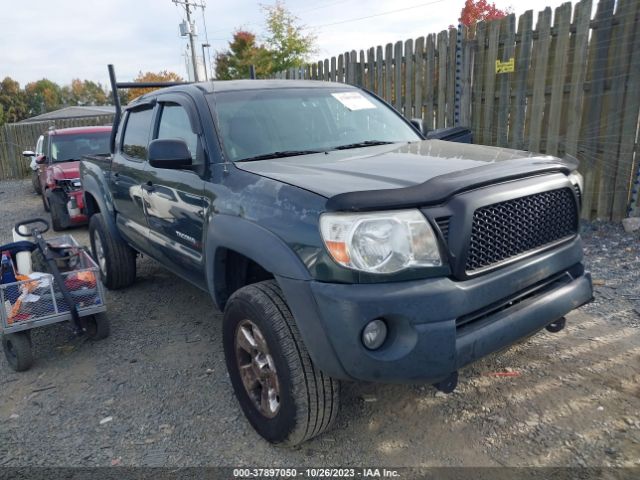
141, 97, 207, 286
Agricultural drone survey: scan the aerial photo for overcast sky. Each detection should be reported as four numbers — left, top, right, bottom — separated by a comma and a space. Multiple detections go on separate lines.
1, 0, 579, 88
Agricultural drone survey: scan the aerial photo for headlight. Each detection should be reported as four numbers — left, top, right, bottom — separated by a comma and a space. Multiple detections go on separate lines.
55, 178, 82, 190
319, 209, 442, 274
568, 170, 584, 194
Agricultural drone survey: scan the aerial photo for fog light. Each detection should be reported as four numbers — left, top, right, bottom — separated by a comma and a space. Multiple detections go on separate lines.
362, 319, 387, 350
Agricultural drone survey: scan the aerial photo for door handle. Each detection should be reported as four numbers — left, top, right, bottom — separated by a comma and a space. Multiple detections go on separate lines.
141, 181, 155, 192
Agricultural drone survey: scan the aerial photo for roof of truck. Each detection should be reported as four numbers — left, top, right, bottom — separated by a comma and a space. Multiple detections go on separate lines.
128, 79, 357, 106
199, 79, 356, 93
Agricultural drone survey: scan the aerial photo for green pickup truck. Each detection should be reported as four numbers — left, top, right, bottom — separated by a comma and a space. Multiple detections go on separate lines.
80, 66, 592, 445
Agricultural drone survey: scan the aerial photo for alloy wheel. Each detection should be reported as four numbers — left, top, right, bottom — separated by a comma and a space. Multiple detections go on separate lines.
234, 319, 281, 418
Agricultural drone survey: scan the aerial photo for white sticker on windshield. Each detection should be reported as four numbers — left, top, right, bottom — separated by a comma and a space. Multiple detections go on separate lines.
331, 92, 376, 111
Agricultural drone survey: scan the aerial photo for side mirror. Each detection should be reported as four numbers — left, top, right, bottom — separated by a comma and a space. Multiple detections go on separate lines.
410, 118, 429, 137
22, 150, 35, 157
148, 138, 192, 169
35, 155, 47, 164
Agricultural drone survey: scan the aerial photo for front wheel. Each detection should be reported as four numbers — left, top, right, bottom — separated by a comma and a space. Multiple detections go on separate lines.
89, 213, 136, 290
223, 280, 340, 446
32, 171, 42, 195
47, 190, 68, 231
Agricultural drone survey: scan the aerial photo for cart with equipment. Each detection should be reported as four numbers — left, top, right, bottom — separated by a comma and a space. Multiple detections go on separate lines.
1, 218, 109, 371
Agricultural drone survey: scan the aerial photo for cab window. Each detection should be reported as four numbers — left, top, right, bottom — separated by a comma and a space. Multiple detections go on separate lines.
122, 107, 154, 161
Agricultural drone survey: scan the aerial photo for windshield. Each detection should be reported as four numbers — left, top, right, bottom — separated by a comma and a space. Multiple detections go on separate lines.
211, 88, 421, 162
50, 131, 110, 163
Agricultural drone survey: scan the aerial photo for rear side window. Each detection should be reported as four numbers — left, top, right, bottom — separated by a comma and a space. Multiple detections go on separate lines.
122, 108, 153, 160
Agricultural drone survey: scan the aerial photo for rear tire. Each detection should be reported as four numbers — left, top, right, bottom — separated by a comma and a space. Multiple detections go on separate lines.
2, 332, 33, 372
89, 213, 136, 290
223, 280, 340, 446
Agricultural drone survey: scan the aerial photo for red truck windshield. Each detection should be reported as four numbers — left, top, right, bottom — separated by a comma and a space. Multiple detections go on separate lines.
50, 132, 110, 163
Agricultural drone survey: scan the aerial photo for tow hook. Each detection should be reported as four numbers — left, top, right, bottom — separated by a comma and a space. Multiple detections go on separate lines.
433, 371, 458, 394
545, 317, 567, 333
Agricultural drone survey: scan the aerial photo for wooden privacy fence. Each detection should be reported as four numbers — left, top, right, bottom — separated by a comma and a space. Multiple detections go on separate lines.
274, 0, 640, 221
0, 114, 114, 181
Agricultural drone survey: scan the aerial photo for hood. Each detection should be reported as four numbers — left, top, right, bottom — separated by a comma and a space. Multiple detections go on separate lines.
50, 161, 81, 180
235, 140, 572, 199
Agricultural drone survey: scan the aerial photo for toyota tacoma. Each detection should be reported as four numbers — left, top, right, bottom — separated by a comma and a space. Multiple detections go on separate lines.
80, 66, 593, 446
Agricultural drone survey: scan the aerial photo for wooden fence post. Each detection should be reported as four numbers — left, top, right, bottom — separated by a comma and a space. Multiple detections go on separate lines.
510, 10, 534, 150
580, 0, 615, 218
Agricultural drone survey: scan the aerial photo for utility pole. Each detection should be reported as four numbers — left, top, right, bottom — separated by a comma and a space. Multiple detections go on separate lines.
201, 43, 210, 81
172, 0, 206, 82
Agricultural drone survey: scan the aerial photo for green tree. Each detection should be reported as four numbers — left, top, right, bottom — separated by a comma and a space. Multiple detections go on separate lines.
215, 30, 271, 80
0, 77, 28, 124
262, 1, 316, 73
63, 79, 109, 106
24, 79, 63, 115
215, 1, 316, 79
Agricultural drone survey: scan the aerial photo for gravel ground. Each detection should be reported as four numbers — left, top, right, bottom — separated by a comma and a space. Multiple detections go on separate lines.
0, 178, 639, 468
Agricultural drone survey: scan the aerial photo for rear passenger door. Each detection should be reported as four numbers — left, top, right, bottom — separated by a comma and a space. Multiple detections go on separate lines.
111, 105, 154, 247
142, 96, 207, 286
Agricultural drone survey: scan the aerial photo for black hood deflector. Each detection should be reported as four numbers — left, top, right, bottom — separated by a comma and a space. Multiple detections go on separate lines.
325, 157, 576, 212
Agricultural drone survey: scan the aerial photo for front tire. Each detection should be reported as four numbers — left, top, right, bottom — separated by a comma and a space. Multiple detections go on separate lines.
89, 213, 136, 290
223, 280, 340, 446
47, 190, 68, 231
32, 171, 42, 195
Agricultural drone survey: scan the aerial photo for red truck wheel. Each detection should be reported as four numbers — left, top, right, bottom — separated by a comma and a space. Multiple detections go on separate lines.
46, 190, 69, 231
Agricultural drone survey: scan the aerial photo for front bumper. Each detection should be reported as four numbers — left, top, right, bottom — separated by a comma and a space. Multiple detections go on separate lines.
277, 237, 593, 383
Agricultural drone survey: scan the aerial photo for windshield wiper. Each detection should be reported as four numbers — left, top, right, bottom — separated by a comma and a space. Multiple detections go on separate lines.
331, 140, 395, 150
236, 150, 323, 162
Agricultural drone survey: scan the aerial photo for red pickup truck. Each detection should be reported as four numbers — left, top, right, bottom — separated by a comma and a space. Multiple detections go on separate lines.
24, 126, 111, 230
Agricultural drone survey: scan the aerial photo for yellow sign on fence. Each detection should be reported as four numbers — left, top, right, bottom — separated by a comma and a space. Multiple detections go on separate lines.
496, 58, 515, 74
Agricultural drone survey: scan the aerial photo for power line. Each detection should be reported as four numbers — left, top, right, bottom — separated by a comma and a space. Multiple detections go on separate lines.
206, 0, 354, 36
308, 0, 447, 30
297, 0, 354, 15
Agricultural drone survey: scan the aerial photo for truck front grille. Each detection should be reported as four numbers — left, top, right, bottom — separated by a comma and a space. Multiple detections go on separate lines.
465, 187, 578, 273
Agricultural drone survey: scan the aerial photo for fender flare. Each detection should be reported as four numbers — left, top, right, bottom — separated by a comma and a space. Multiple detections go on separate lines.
205, 214, 312, 309
82, 175, 121, 240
